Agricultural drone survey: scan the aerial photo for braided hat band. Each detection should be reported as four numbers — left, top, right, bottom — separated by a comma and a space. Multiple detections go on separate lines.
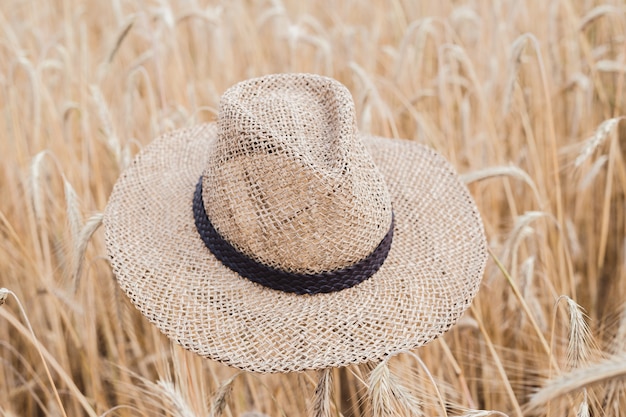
193, 176, 395, 294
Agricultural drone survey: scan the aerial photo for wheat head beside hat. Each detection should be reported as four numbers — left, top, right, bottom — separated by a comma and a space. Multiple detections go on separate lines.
104, 73, 487, 373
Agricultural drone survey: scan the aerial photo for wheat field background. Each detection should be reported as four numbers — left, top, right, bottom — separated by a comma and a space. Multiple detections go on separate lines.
1, 0, 626, 416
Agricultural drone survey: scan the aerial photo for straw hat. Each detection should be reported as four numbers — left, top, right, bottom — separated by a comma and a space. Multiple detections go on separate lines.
104, 73, 487, 373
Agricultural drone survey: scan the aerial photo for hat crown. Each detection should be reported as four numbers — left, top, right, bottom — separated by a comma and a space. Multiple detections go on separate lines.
202, 74, 393, 274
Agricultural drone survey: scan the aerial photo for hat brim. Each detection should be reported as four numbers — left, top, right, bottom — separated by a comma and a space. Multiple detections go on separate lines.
104, 124, 487, 373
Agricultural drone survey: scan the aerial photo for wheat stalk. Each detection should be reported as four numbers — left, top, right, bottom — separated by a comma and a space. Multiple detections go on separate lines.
457, 411, 509, 417
526, 355, 626, 412
578, 5, 623, 31
574, 118, 624, 168
557, 296, 595, 370
576, 391, 590, 417
368, 357, 423, 417
209, 373, 239, 417
156, 380, 198, 417
310, 368, 333, 417
0, 288, 74, 417
71, 213, 104, 293
460, 165, 543, 208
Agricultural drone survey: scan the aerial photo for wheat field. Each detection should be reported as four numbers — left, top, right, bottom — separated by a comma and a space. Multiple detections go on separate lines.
1, 0, 626, 416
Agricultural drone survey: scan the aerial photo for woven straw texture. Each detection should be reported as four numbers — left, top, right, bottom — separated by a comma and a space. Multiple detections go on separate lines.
104, 73, 487, 373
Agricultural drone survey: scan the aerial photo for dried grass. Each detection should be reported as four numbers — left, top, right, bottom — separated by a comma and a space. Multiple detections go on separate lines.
311, 369, 333, 417
2, 0, 626, 416
456, 411, 509, 417
559, 296, 596, 370
208, 374, 239, 417
368, 358, 423, 417
527, 355, 626, 413
0, 289, 78, 417
574, 118, 624, 168
156, 380, 198, 417
71, 213, 103, 292
460, 165, 543, 208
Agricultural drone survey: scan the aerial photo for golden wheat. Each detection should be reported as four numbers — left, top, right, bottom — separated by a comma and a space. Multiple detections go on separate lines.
2, 0, 626, 416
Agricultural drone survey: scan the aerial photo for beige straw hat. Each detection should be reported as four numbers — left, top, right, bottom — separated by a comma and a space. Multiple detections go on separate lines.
104, 73, 487, 373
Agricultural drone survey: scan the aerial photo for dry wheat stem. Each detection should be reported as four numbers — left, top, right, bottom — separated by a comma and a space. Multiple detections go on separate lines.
578, 155, 609, 191
470, 304, 523, 417
98, 404, 145, 416
71, 213, 104, 293
576, 389, 589, 417
209, 373, 239, 417
578, 5, 623, 31
519, 257, 547, 332
157, 380, 198, 417
457, 411, 509, 417
574, 118, 624, 168
311, 368, 332, 417
460, 165, 544, 209
368, 357, 423, 417
439, 339, 476, 409
402, 351, 447, 417
0, 300, 95, 417
489, 249, 559, 372
608, 303, 626, 355
0, 289, 74, 417
527, 355, 626, 412
556, 296, 595, 370
596, 128, 620, 271
502, 34, 530, 116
